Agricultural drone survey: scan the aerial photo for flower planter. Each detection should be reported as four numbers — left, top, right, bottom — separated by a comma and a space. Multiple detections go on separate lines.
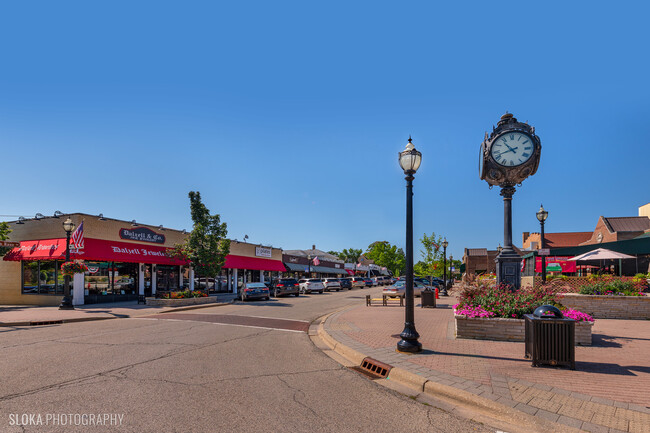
559, 293, 650, 320
145, 297, 218, 307
454, 314, 593, 346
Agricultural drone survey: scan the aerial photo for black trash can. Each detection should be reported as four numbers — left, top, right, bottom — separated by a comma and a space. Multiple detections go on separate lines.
420, 288, 436, 308
525, 305, 575, 370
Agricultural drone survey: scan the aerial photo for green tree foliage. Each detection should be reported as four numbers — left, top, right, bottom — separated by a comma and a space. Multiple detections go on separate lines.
339, 248, 362, 263
417, 232, 445, 278
365, 241, 405, 276
169, 192, 230, 285
0, 221, 12, 256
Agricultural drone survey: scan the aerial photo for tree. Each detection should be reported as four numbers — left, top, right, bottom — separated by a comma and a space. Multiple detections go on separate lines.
418, 232, 445, 279
365, 241, 405, 276
170, 191, 230, 289
0, 222, 12, 257
339, 248, 362, 263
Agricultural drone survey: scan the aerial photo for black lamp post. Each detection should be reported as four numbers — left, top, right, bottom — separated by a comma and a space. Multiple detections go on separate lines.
449, 254, 453, 290
397, 136, 422, 353
441, 238, 448, 296
307, 254, 312, 277
536, 204, 549, 283
59, 217, 76, 310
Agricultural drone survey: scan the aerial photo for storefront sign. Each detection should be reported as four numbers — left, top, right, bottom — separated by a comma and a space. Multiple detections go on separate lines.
539, 248, 550, 256
119, 227, 165, 244
535, 256, 576, 273
255, 246, 272, 258
0, 240, 19, 247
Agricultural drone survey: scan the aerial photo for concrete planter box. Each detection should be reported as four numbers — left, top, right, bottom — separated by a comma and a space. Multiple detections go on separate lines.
559, 293, 650, 320
145, 297, 218, 307
454, 314, 593, 346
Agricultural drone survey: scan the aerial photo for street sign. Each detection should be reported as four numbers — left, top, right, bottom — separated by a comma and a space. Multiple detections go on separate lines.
539, 249, 550, 256
0, 240, 19, 247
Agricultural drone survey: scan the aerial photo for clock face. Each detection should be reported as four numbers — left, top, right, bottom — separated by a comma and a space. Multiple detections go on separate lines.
490, 132, 534, 167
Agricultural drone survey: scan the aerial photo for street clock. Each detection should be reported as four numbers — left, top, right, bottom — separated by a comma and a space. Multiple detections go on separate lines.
479, 112, 542, 290
479, 113, 541, 187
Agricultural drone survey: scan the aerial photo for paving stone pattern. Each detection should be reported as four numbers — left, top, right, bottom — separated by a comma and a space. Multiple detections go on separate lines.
324, 294, 650, 433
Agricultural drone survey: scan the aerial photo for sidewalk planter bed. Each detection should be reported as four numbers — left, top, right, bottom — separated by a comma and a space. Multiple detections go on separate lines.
559, 293, 650, 320
454, 314, 593, 346
145, 297, 218, 307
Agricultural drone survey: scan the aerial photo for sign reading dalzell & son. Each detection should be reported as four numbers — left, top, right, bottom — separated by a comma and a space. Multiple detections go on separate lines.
119, 227, 166, 244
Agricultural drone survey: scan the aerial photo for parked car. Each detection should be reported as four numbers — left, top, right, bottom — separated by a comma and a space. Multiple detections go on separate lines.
338, 278, 352, 290
240, 282, 270, 301
298, 278, 325, 294
383, 280, 428, 298
322, 278, 341, 291
363, 277, 373, 287
268, 278, 300, 297
371, 277, 381, 286
351, 277, 366, 288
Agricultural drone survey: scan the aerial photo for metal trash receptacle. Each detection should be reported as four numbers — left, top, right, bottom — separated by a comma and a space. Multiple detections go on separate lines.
525, 305, 575, 369
421, 289, 436, 308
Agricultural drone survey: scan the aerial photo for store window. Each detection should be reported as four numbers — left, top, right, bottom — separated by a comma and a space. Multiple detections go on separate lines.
156, 265, 179, 291
84, 262, 138, 296
21, 261, 64, 295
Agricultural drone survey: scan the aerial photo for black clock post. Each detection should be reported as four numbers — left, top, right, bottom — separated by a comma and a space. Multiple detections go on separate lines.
479, 113, 542, 290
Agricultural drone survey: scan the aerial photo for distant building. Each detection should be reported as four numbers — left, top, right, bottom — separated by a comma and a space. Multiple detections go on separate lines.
580, 216, 650, 245
522, 231, 592, 250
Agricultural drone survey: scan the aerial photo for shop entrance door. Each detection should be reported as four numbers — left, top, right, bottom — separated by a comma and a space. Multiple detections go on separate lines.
156, 265, 179, 292
144, 264, 153, 297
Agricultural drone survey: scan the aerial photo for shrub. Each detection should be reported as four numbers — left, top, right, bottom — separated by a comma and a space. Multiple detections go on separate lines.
578, 279, 644, 296
455, 283, 561, 319
162, 290, 208, 299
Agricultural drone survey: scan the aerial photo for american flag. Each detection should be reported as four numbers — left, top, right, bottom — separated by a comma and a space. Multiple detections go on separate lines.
432, 242, 439, 249
71, 220, 84, 249
312, 256, 320, 266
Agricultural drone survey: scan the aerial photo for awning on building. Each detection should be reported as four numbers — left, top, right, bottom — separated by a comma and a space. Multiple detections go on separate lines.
311, 265, 347, 274
284, 262, 309, 272
224, 255, 286, 272
3, 238, 188, 266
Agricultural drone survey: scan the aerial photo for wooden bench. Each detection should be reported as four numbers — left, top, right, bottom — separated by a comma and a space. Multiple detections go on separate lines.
366, 294, 404, 306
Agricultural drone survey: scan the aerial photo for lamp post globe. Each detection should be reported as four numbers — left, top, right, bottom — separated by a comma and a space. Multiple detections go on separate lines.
536, 204, 549, 283
59, 217, 76, 310
397, 136, 422, 353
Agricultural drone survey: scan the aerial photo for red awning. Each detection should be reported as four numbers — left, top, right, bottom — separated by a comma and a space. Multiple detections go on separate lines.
223, 255, 286, 272
4, 238, 187, 266
346, 269, 355, 275
3, 239, 68, 261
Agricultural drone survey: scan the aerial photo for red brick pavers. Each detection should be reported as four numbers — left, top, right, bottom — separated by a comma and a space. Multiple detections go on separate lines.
325, 295, 650, 432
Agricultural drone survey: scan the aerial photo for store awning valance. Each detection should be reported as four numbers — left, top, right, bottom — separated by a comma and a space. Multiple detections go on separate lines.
224, 255, 286, 272
311, 265, 347, 274
284, 262, 308, 272
3, 238, 188, 266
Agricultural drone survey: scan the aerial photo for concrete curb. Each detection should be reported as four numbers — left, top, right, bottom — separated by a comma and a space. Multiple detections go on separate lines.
0, 298, 236, 327
316, 310, 584, 433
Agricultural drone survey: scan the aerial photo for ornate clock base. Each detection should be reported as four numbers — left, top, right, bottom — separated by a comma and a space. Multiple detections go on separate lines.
496, 251, 521, 290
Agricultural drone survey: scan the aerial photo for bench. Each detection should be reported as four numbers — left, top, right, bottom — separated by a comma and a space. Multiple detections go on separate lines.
366, 294, 404, 307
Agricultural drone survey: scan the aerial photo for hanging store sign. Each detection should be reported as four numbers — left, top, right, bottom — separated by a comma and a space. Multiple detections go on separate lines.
119, 227, 165, 244
255, 246, 272, 258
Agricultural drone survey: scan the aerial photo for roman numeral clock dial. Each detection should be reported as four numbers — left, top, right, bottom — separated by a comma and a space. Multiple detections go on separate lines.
490, 131, 533, 167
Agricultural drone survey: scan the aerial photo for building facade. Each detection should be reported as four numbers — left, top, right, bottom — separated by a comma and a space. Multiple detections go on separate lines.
1, 213, 284, 305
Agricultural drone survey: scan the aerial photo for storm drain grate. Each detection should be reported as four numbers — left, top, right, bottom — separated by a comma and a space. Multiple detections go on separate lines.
30, 320, 64, 326
359, 357, 392, 378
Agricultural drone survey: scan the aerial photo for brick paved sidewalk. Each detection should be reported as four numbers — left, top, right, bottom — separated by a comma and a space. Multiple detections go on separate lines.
324, 294, 650, 433
0, 294, 237, 326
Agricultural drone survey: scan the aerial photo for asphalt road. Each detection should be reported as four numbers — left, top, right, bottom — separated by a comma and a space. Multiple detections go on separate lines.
0, 288, 494, 433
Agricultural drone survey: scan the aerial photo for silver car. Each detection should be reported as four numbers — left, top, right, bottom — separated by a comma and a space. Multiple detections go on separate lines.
298, 278, 325, 294
382, 280, 429, 298
322, 278, 341, 292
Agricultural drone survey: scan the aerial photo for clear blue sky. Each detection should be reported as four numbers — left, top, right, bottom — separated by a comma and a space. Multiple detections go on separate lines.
2, 1, 649, 260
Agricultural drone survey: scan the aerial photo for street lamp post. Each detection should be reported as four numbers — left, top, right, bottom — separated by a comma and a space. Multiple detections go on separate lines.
441, 238, 448, 296
59, 217, 76, 310
397, 136, 422, 353
307, 254, 311, 277
536, 204, 549, 283
449, 254, 453, 291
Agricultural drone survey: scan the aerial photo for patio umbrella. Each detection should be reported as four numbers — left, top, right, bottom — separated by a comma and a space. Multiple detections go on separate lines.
567, 248, 634, 261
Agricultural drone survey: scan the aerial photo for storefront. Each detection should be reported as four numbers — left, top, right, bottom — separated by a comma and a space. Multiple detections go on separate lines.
282, 249, 347, 278
1, 213, 188, 306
